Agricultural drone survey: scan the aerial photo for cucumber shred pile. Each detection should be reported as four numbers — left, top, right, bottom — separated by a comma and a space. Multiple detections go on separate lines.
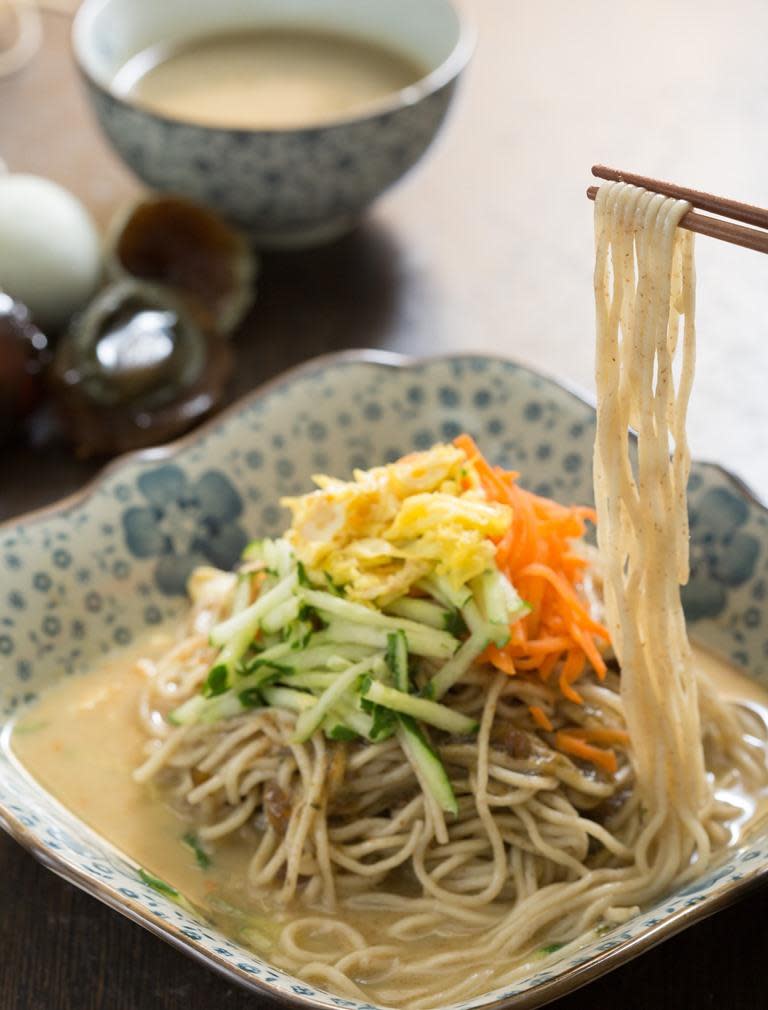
171, 537, 529, 814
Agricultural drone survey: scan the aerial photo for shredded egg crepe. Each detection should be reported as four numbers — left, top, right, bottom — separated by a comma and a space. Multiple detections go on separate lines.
281, 444, 512, 603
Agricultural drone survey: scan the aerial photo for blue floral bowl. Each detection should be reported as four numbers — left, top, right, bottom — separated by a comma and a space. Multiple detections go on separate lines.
72, 0, 472, 248
1, 351, 767, 1010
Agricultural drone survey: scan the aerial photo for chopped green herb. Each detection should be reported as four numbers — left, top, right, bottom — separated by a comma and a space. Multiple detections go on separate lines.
538, 942, 565, 956
138, 869, 198, 914
12, 720, 49, 735
182, 832, 211, 870
595, 923, 613, 937
138, 868, 179, 897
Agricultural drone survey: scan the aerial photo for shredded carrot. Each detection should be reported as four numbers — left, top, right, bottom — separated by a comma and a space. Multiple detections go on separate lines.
567, 621, 607, 679
558, 649, 585, 704
555, 732, 618, 774
529, 705, 553, 732
481, 644, 517, 676
565, 726, 630, 747
518, 563, 609, 640
508, 621, 526, 647
538, 651, 560, 682
512, 656, 545, 671
516, 636, 573, 655
454, 434, 610, 705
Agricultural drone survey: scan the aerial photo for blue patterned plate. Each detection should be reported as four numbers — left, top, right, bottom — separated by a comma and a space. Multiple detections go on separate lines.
1, 350, 767, 1010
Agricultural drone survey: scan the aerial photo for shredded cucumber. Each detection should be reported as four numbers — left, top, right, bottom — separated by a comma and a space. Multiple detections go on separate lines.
170, 662, 278, 725
242, 537, 294, 577
428, 629, 490, 700
292, 655, 385, 743
322, 697, 375, 740
416, 574, 472, 610
230, 575, 252, 614
386, 630, 410, 692
259, 596, 300, 634
248, 641, 294, 664
276, 642, 377, 671
461, 598, 486, 636
397, 716, 457, 815
261, 685, 316, 713
499, 574, 531, 621
314, 615, 458, 660
282, 671, 339, 690
209, 571, 297, 648
301, 589, 459, 657
384, 597, 450, 630
361, 681, 478, 735
326, 655, 358, 671
470, 570, 511, 646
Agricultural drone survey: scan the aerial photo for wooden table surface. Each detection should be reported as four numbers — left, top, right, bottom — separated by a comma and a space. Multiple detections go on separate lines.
1, 2, 767, 1008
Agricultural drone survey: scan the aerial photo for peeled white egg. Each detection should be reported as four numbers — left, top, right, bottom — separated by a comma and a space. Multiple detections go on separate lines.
0, 174, 102, 330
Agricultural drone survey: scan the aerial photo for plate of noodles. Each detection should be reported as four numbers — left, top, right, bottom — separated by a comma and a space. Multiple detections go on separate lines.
1, 185, 768, 1010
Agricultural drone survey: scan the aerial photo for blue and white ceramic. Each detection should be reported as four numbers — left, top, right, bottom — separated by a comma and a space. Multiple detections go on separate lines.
72, 0, 472, 248
1, 351, 767, 1010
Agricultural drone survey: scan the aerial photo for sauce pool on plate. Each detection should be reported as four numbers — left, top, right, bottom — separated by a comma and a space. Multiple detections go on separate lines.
9, 632, 270, 928
112, 29, 428, 130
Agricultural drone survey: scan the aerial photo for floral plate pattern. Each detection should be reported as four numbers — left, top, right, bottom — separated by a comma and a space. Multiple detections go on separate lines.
1, 350, 767, 1010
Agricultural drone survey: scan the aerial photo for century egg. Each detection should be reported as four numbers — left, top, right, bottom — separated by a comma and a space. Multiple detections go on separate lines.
51, 280, 232, 457
0, 291, 51, 442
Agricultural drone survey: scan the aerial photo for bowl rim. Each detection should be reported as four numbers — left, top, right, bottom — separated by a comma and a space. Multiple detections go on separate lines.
2, 347, 768, 1010
70, 0, 476, 134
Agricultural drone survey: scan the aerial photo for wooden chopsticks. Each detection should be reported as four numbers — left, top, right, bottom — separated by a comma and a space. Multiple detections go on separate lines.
586, 165, 768, 254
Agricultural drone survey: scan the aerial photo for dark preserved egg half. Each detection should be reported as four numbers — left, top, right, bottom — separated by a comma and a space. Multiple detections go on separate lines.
51, 280, 232, 457
0, 291, 50, 441
106, 195, 257, 336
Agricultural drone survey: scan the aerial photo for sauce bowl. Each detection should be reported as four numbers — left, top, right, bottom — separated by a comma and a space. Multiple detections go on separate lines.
72, 0, 473, 248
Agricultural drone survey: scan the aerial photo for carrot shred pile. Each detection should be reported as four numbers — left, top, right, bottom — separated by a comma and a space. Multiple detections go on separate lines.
455, 434, 618, 772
